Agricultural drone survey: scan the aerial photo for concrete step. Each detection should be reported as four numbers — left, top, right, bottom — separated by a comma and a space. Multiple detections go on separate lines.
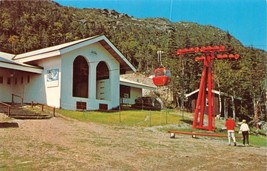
1, 103, 53, 120
9, 114, 52, 120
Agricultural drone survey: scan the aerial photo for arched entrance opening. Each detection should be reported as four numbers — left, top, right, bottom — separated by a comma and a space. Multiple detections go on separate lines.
96, 61, 110, 100
72, 56, 89, 98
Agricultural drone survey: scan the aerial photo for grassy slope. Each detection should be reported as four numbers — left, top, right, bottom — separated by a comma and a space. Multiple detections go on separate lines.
56, 108, 267, 147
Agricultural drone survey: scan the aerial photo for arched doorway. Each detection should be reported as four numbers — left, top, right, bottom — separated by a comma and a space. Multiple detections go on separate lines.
96, 61, 110, 100
72, 56, 88, 98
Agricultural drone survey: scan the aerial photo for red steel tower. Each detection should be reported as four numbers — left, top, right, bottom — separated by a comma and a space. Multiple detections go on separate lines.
177, 46, 239, 131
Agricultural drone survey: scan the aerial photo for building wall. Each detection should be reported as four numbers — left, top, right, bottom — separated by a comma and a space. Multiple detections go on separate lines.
188, 93, 220, 115
96, 79, 110, 100
120, 85, 142, 105
129, 87, 142, 104
23, 73, 45, 104
187, 93, 240, 119
60, 42, 120, 110
24, 57, 61, 107
0, 41, 125, 110
0, 69, 16, 102
0, 68, 38, 103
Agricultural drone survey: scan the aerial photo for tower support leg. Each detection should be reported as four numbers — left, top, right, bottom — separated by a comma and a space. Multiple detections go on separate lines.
207, 66, 214, 131
193, 66, 207, 129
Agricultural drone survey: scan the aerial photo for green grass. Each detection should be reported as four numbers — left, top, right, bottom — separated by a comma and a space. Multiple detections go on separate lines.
57, 109, 183, 127
235, 135, 267, 147
56, 108, 267, 147
251, 135, 267, 146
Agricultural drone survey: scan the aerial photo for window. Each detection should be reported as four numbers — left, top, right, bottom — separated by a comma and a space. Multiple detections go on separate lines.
120, 85, 130, 98
27, 75, 30, 83
14, 77, 17, 85
76, 101, 87, 110
96, 61, 109, 80
72, 56, 89, 98
7, 77, 11, 84
0, 76, 3, 84
96, 61, 110, 100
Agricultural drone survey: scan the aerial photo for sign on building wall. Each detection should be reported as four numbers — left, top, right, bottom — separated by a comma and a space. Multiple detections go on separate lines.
46, 68, 59, 87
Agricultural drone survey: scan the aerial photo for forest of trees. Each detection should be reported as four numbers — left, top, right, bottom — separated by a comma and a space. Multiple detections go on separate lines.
0, 0, 266, 120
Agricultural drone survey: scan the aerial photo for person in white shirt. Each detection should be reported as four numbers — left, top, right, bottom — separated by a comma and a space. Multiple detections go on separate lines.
239, 119, 250, 146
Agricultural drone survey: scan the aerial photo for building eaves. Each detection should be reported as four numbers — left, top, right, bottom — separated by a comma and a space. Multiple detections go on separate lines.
185, 89, 242, 100
13, 36, 97, 61
0, 52, 15, 60
12, 35, 136, 73
0, 58, 43, 74
120, 77, 156, 90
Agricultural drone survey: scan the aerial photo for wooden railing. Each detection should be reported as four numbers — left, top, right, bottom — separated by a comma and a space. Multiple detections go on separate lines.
0, 102, 11, 116
12, 94, 24, 105
31, 101, 56, 117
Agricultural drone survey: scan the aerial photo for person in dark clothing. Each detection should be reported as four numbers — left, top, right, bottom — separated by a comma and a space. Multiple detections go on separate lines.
239, 119, 250, 146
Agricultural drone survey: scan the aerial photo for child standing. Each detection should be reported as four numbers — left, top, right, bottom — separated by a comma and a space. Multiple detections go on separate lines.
240, 119, 250, 146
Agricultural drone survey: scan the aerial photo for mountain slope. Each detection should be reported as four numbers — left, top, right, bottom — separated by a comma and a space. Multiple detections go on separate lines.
0, 0, 266, 117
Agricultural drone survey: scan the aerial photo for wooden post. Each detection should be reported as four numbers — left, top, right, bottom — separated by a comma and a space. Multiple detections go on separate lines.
166, 109, 167, 124
119, 105, 121, 123
8, 106, 10, 116
53, 107, 56, 117
255, 101, 259, 129
149, 110, 151, 126
231, 96, 236, 120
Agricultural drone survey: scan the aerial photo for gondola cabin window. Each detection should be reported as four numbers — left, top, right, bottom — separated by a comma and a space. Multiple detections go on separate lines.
152, 68, 171, 86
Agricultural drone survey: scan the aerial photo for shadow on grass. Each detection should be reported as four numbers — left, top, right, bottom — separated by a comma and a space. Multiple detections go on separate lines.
181, 119, 193, 125
0, 122, 19, 128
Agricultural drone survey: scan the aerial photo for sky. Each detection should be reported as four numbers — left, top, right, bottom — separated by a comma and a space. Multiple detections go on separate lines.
54, 0, 267, 51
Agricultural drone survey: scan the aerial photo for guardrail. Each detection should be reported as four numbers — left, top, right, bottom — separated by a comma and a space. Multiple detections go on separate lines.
12, 94, 23, 105
31, 101, 56, 117
0, 102, 11, 116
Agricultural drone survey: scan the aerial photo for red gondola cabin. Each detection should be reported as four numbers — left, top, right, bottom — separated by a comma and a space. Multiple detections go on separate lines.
152, 67, 171, 86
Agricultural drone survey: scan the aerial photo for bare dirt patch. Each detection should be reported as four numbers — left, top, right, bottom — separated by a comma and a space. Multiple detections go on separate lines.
1, 114, 266, 171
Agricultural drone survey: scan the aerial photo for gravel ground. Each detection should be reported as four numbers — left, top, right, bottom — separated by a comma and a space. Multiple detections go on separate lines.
0, 114, 266, 171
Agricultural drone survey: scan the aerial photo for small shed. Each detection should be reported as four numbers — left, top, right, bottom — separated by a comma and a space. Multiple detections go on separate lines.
185, 89, 241, 119
120, 77, 156, 105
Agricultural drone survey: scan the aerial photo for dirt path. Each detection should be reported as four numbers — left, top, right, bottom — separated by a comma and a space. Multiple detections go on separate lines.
1, 115, 266, 171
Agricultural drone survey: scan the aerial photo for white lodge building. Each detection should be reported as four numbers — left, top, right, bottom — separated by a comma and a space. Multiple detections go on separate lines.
0, 35, 141, 110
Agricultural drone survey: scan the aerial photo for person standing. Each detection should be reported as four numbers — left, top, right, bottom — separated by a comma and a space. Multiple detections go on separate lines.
240, 119, 250, 146
225, 116, 237, 146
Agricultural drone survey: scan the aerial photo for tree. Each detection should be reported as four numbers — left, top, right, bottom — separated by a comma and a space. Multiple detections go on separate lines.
8, 35, 19, 53
0, 0, 266, 120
